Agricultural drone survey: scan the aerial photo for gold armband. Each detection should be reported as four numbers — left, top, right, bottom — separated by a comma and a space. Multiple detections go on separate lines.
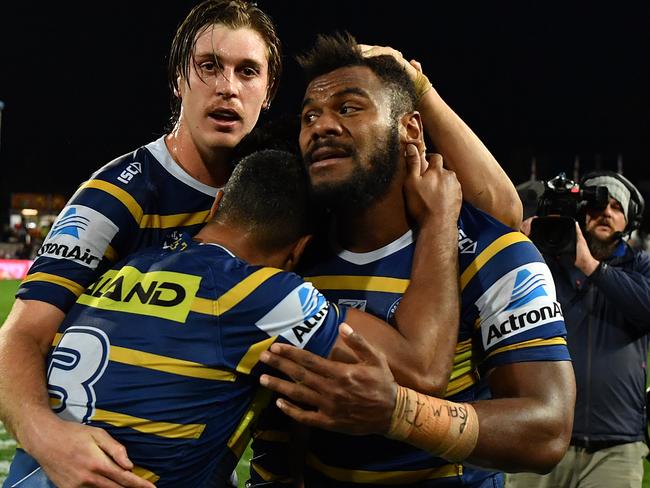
413, 71, 433, 103
386, 385, 479, 462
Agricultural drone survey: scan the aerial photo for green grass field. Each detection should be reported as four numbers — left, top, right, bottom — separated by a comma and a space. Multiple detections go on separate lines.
0, 281, 647, 486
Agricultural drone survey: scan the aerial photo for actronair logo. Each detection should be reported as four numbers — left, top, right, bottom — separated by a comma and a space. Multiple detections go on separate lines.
256, 282, 329, 348
481, 268, 563, 348
38, 205, 119, 269
505, 269, 548, 310
50, 208, 89, 238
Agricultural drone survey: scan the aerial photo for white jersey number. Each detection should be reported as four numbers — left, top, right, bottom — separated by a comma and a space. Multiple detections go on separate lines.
47, 326, 110, 423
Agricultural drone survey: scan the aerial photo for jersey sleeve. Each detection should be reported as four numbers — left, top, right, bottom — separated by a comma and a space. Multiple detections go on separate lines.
16, 151, 149, 312
218, 269, 344, 377
474, 245, 571, 373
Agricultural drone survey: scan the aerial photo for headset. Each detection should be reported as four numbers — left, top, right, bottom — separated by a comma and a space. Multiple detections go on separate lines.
580, 170, 646, 233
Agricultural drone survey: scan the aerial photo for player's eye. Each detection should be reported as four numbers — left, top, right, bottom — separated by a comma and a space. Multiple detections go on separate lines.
340, 104, 360, 115
302, 111, 318, 125
240, 66, 260, 78
199, 61, 218, 73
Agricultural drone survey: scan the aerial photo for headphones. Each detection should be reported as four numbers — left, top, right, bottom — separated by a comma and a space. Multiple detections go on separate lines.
580, 170, 646, 233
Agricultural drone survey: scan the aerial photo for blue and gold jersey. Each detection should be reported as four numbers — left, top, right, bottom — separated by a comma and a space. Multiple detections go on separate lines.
251, 203, 570, 487
7, 235, 342, 487
16, 137, 218, 312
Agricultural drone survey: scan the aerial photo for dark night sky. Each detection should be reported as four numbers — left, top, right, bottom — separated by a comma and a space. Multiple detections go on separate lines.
1, 1, 649, 218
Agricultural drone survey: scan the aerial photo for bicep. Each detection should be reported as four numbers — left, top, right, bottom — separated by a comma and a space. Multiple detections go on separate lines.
487, 360, 575, 413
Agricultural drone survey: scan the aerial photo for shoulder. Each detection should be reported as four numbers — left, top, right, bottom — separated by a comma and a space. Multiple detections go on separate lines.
84, 137, 167, 184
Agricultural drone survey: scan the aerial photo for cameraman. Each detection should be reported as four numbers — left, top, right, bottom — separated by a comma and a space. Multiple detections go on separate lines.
509, 171, 650, 487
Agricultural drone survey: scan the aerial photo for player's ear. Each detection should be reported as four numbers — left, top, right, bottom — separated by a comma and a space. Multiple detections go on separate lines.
208, 190, 224, 221
175, 74, 183, 98
400, 111, 425, 153
284, 234, 312, 271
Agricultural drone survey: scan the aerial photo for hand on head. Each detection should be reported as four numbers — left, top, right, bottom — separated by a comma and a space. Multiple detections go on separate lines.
359, 44, 432, 101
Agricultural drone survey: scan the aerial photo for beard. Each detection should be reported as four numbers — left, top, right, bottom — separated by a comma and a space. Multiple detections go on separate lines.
585, 227, 623, 260
308, 122, 401, 212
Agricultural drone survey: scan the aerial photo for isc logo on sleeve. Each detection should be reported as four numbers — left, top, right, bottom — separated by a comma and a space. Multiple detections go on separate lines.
256, 282, 329, 347
38, 205, 119, 269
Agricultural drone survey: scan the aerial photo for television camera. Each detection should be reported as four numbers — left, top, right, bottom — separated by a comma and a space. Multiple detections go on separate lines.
529, 172, 609, 258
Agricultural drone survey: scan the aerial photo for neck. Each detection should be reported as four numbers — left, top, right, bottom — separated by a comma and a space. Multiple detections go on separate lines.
165, 124, 233, 188
194, 221, 286, 269
334, 176, 410, 252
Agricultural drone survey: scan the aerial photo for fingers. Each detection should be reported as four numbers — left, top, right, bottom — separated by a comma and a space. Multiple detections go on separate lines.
520, 216, 536, 235
92, 429, 156, 488
337, 322, 385, 366
409, 59, 423, 72
93, 429, 132, 470
260, 373, 323, 409
359, 44, 403, 60
274, 398, 336, 430
261, 343, 335, 380
425, 153, 444, 173
404, 143, 423, 178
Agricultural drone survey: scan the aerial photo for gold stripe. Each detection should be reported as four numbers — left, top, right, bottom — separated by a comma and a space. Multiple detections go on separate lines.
190, 296, 216, 315
52, 334, 233, 381
444, 371, 479, 397
110, 345, 235, 381
305, 275, 409, 294
236, 337, 276, 374
485, 337, 568, 361
140, 211, 211, 229
460, 232, 529, 291
104, 244, 118, 263
21, 272, 85, 296
131, 466, 160, 483
92, 408, 205, 439
306, 452, 459, 484
81, 180, 143, 222
455, 338, 472, 354
191, 267, 282, 316
227, 388, 274, 458
81, 179, 211, 230
445, 339, 479, 397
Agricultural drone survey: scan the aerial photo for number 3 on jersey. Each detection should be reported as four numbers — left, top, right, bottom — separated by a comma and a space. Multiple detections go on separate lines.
47, 326, 110, 424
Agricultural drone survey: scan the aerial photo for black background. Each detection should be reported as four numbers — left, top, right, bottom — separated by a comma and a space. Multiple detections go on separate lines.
1, 1, 648, 219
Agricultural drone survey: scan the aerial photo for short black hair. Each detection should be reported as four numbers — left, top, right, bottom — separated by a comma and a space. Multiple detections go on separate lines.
218, 149, 313, 249
296, 31, 417, 118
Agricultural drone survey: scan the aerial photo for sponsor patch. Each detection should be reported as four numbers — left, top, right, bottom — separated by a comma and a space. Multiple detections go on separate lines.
482, 301, 563, 348
77, 267, 201, 323
256, 282, 328, 347
476, 262, 563, 349
38, 205, 119, 269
